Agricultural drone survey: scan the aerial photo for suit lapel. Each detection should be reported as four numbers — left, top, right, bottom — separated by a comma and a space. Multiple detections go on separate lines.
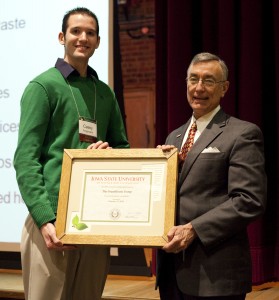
178, 110, 228, 187
172, 121, 191, 150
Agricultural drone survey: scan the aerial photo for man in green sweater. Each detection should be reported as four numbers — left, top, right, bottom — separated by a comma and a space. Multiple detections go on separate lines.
14, 7, 129, 300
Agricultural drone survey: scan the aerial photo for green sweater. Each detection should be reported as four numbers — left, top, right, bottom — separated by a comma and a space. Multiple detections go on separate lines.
14, 66, 129, 228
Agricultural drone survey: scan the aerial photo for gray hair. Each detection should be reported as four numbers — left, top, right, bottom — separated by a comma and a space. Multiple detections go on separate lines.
188, 52, 229, 80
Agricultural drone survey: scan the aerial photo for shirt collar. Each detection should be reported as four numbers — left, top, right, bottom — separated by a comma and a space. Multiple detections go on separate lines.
192, 105, 221, 133
55, 58, 98, 79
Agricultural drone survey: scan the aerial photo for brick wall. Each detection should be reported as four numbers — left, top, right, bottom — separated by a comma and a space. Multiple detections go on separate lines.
117, 0, 156, 148
118, 0, 155, 90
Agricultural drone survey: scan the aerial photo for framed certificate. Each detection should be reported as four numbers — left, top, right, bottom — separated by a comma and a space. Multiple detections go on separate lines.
56, 148, 178, 247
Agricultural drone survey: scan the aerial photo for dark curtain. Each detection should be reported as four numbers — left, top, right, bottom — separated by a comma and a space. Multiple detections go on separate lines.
155, 0, 279, 284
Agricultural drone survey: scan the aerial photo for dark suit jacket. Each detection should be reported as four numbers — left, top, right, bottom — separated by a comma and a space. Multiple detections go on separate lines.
157, 109, 267, 297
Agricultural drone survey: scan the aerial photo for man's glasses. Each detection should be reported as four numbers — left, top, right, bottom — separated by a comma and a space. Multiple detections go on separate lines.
186, 77, 226, 88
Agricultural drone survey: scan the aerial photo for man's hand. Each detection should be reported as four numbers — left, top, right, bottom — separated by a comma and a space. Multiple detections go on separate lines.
157, 144, 185, 162
87, 140, 112, 149
40, 223, 76, 251
162, 223, 197, 253
156, 144, 176, 151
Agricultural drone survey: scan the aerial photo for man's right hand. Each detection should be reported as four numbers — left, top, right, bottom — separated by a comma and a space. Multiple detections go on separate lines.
156, 144, 176, 151
40, 222, 76, 251
157, 144, 185, 162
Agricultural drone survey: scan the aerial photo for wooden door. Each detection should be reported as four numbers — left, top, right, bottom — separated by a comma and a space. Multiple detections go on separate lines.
124, 88, 155, 148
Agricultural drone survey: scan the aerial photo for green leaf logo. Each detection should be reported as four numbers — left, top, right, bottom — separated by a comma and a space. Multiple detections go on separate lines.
72, 215, 88, 231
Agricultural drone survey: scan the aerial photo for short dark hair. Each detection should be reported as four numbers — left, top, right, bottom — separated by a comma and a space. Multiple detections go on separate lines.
62, 7, 99, 36
188, 52, 229, 80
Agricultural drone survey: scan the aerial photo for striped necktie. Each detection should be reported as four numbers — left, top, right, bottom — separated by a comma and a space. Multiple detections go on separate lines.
180, 121, 197, 161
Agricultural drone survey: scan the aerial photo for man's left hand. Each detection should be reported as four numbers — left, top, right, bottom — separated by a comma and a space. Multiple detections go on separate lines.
87, 140, 112, 149
163, 223, 197, 253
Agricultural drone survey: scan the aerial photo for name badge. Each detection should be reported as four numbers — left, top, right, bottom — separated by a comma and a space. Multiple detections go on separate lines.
79, 118, 97, 143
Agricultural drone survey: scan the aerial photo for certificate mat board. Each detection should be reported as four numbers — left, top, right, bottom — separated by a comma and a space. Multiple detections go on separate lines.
56, 148, 178, 247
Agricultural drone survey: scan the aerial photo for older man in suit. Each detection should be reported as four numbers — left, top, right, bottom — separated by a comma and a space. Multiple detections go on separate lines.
157, 52, 266, 300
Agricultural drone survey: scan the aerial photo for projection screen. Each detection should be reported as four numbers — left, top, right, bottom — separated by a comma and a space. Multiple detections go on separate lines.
0, 0, 113, 251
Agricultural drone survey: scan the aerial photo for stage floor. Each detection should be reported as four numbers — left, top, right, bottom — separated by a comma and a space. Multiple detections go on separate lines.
1, 270, 279, 300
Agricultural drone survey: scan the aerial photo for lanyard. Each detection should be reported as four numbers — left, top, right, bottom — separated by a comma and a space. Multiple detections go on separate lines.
66, 75, 97, 121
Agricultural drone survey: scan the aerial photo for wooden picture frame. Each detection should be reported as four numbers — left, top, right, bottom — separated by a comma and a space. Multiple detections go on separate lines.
56, 148, 178, 247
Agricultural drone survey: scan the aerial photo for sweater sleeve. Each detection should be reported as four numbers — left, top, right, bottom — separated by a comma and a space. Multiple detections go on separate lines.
14, 82, 56, 228
95, 82, 129, 148
107, 93, 130, 149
